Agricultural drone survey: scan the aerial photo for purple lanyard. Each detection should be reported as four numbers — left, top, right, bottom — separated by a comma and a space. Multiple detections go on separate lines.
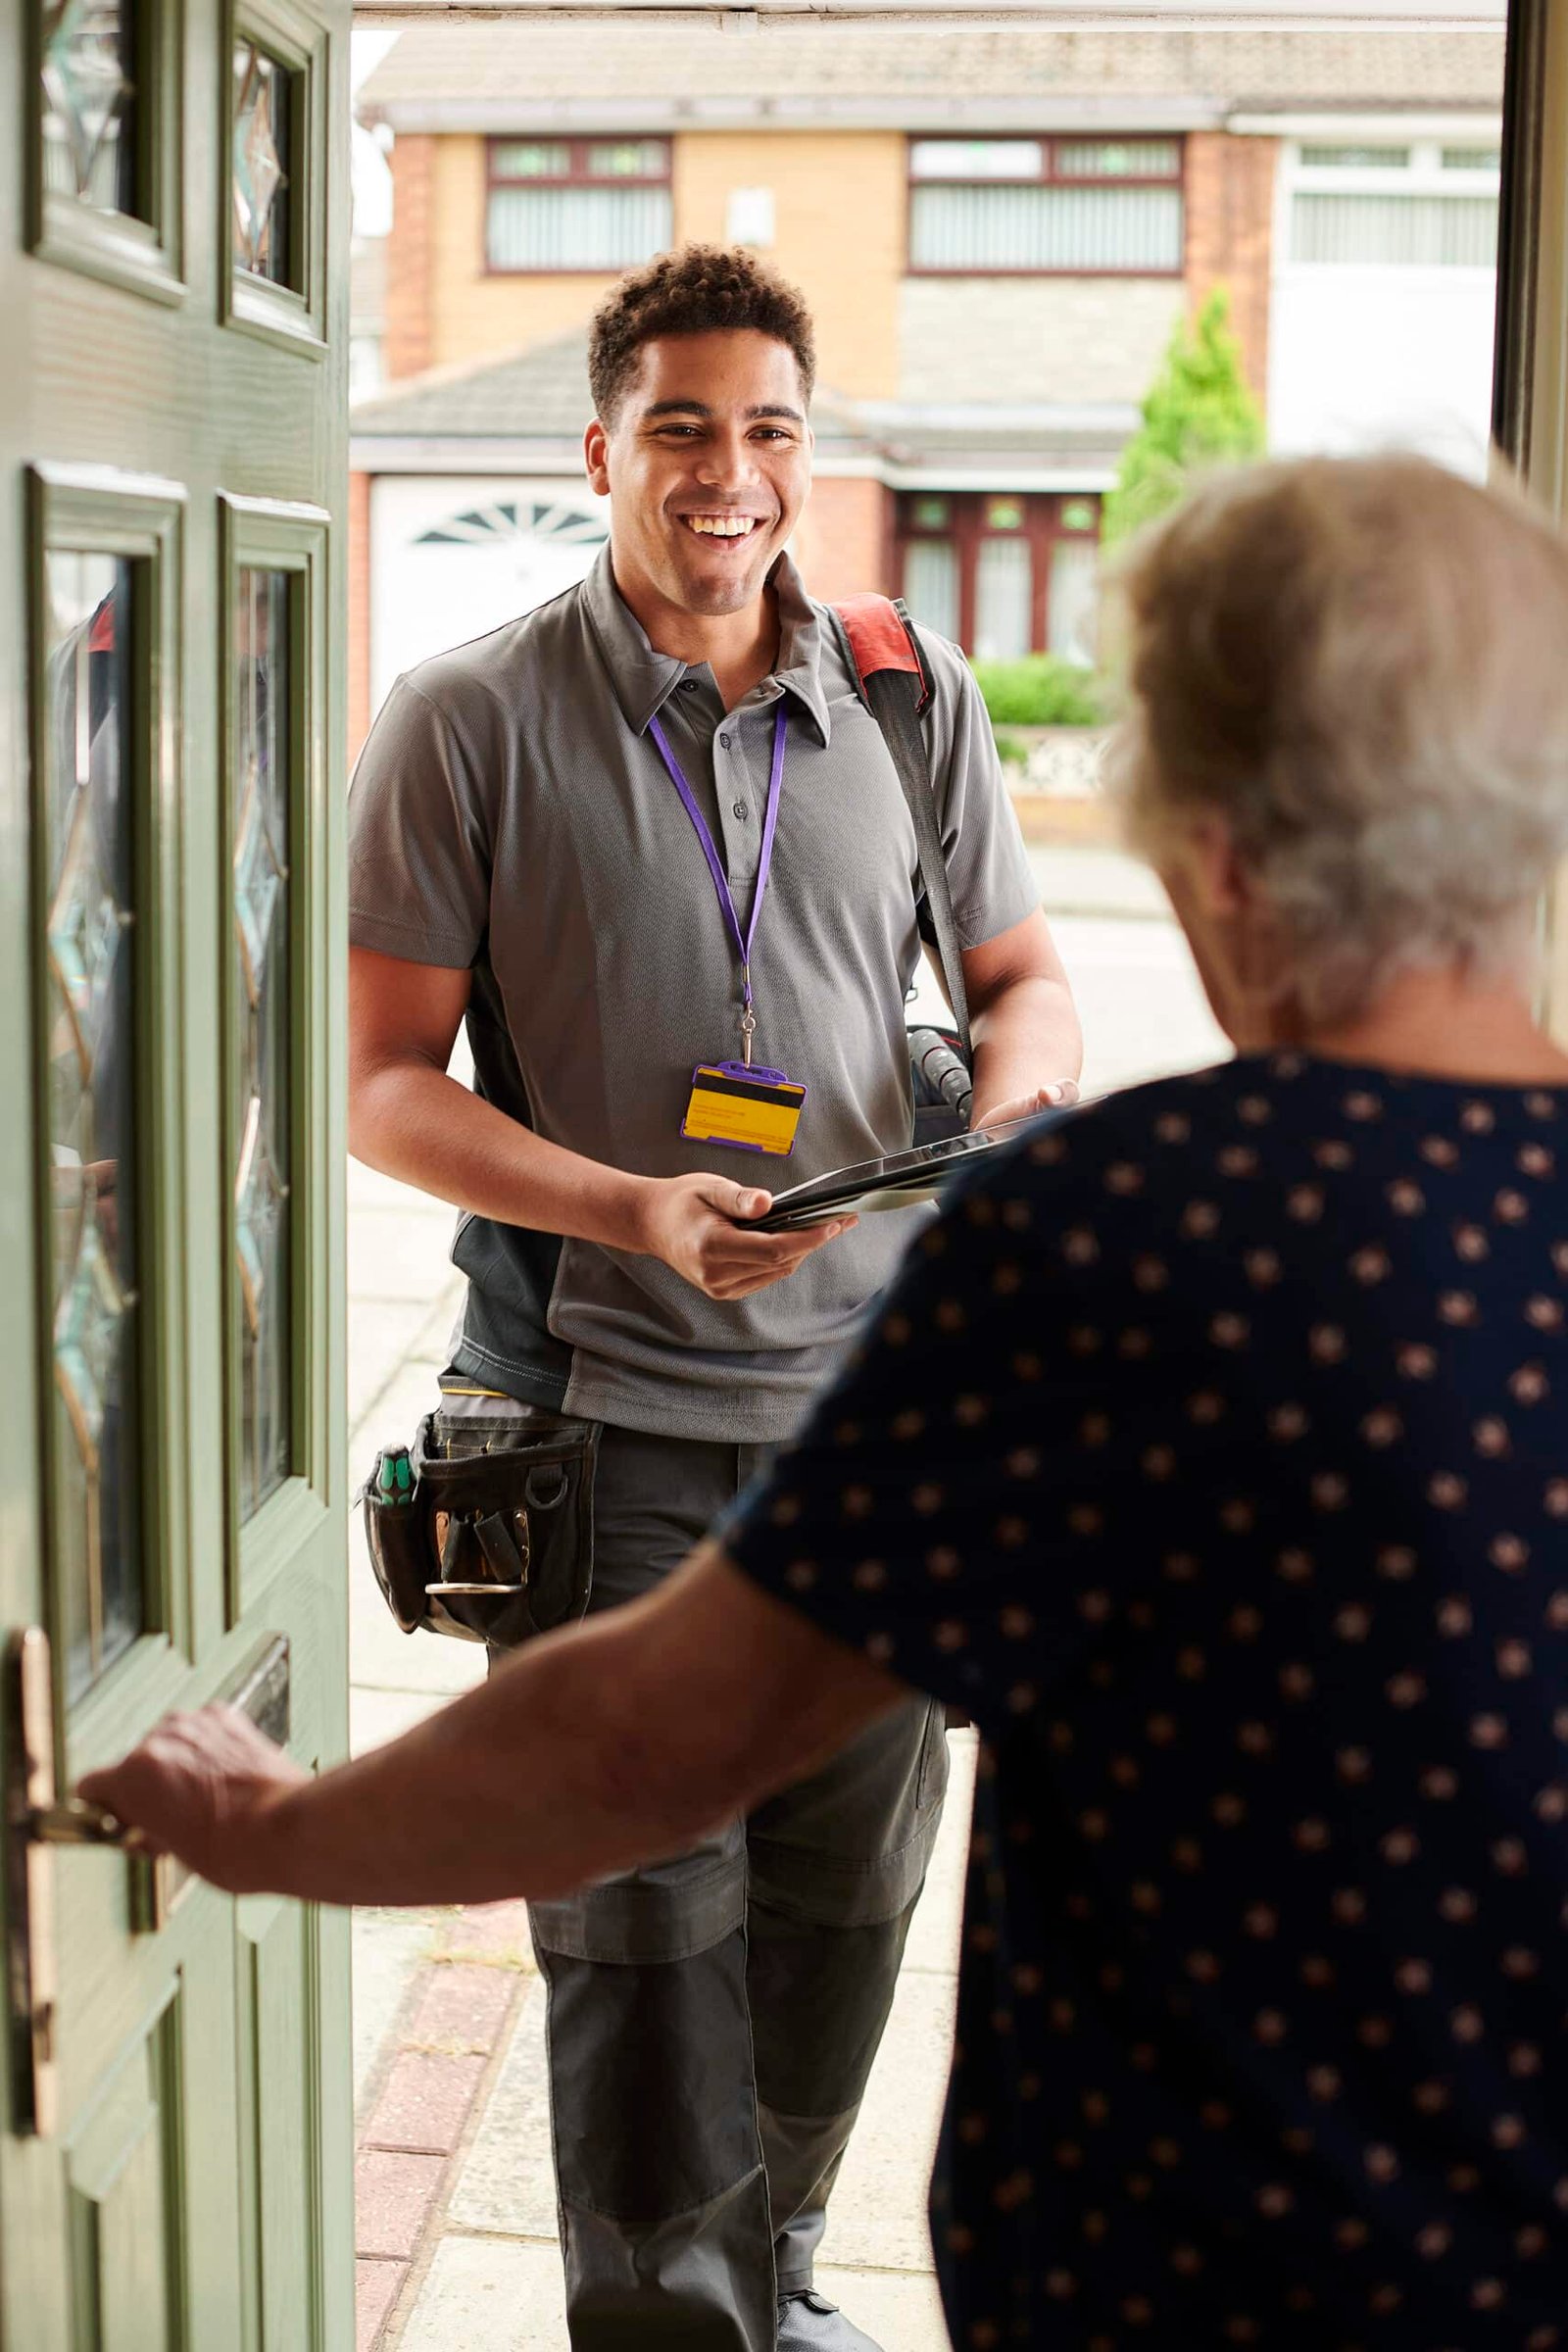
647, 702, 787, 1067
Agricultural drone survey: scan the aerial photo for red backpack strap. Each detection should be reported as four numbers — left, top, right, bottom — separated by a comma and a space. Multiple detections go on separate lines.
828, 593, 970, 1060
831, 593, 932, 715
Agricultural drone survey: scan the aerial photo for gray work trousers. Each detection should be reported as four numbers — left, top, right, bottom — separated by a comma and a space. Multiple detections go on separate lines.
508, 1419, 948, 2352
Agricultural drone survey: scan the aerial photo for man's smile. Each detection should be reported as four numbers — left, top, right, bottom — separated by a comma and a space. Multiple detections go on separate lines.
680, 513, 766, 540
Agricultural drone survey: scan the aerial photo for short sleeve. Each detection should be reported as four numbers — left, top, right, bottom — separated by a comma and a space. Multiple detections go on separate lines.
348, 676, 496, 969
919, 632, 1040, 951
721, 1129, 1137, 1734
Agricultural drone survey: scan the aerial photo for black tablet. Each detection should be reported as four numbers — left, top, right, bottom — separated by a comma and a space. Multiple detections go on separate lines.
754, 1113, 1042, 1231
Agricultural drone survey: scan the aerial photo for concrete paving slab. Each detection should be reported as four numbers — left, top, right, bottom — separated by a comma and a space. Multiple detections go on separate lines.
398, 2234, 567, 2351
903, 1731, 975, 1978
348, 1298, 456, 1431
348, 1155, 431, 1214
815, 1968, 956, 2278
446, 1977, 559, 2241
812, 2264, 954, 2352
349, 1205, 466, 1305
348, 1354, 445, 1492
1030, 840, 1171, 921
397, 2233, 955, 2352
349, 1514, 489, 1696
351, 1686, 447, 1758
353, 1909, 446, 2102
1051, 909, 1230, 1097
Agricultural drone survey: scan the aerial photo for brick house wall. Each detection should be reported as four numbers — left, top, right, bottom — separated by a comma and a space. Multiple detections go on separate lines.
1185, 132, 1280, 406
386, 135, 436, 380
792, 475, 895, 606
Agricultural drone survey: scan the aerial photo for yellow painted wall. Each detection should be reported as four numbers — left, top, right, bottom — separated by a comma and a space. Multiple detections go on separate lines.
427, 135, 621, 367
418, 129, 907, 402
672, 132, 906, 399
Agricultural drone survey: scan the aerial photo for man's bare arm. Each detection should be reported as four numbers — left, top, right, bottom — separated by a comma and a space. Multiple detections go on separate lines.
932, 906, 1083, 1128
349, 946, 853, 1299
80, 1546, 906, 1907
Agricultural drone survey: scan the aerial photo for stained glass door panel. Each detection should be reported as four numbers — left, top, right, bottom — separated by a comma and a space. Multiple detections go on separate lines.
41, 551, 143, 1699
233, 566, 291, 1521
232, 41, 291, 282
40, 0, 137, 215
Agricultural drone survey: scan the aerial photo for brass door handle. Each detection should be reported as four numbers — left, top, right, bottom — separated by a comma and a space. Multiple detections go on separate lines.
6, 1628, 291, 2136
29, 1797, 145, 1849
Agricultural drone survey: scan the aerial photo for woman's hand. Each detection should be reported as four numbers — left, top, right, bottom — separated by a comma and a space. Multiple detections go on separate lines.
78, 1706, 308, 1894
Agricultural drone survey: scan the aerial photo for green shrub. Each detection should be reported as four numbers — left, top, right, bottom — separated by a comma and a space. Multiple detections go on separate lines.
971, 655, 1106, 730
1102, 287, 1265, 548
993, 729, 1031, 767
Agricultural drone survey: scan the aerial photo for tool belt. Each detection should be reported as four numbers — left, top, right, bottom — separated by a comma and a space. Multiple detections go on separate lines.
360, 1409, 598, 1648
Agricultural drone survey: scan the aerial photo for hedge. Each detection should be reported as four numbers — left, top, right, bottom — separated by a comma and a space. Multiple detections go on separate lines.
970, 654, 1107, 730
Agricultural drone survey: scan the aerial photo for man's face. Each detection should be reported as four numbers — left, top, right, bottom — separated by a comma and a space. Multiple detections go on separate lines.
585, 329, 812, 621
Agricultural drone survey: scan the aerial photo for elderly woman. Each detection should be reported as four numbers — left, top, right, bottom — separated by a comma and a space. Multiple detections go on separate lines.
90, 455, 1568, 2349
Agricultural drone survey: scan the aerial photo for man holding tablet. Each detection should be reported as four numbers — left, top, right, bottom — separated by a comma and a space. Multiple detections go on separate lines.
344, 243, 1079, 2350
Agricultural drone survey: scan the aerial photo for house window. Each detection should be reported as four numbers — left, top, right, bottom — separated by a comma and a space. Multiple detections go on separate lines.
1288, 141, 1499, 270
898, 492, 1102, 661
486, 137, 671, 273
908, 137, 1183, 274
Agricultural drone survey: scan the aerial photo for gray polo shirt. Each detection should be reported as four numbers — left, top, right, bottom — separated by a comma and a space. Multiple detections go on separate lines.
348, 545, 1038, 1444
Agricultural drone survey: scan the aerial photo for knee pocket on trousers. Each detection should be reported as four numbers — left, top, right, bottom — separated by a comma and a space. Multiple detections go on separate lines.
529, 1856, 746, 1965
540, 1934, 762, 2225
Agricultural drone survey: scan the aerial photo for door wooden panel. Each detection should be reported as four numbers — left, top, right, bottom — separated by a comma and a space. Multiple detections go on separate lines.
236, 1894, 322, 2352
66, 1997, 182, 2352
0, 0, 352, 2334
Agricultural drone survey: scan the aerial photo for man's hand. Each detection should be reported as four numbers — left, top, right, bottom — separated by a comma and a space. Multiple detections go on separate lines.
971, 1080, 1080, 1132
78, 1705, 308, 1895
634, 1173, 856, 1300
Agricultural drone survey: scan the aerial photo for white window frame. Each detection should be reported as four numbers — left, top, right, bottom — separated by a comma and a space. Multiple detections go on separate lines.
1281, 137, 1502, 276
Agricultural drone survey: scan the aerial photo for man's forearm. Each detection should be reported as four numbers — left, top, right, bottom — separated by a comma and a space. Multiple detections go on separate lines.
351, 1056, 653, 1251
969, 974, 1083, 1126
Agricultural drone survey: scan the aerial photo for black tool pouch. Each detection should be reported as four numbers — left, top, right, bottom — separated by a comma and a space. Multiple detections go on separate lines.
360, 1412, 599, 1649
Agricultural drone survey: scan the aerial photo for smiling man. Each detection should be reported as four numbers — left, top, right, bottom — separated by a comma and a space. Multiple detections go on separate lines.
342, 245, 1080, 2351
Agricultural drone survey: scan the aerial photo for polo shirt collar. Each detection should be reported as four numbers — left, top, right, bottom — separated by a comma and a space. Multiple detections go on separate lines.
582, 544, 834, 748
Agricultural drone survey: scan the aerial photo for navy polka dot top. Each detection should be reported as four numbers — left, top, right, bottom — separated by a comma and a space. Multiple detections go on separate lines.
725, 1054, 1568, 2350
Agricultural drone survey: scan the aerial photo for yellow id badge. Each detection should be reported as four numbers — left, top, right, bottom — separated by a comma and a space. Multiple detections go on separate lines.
682, 1062, 808, 1157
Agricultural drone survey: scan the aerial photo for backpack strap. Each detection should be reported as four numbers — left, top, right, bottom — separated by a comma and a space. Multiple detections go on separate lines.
828, 594, 972, 1063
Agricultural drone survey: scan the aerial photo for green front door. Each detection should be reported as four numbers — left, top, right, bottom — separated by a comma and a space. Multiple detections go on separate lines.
0, 0, 352, 2338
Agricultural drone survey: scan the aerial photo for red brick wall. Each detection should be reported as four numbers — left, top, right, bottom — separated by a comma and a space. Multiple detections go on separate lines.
348, 469, 372, 769
1185, 132, 1280, 412
793, 475, 895, 608
387, 135, 435, 381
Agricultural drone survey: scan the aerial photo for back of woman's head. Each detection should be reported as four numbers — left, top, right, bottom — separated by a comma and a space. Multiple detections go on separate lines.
1113, 455, 1568, 1020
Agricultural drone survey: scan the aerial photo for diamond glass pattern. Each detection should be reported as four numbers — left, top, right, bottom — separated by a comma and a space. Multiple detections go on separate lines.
232, 41, 292, 281
43, 553, 142, 1698
40, 0, 138, 216
234, 568, 291, 1520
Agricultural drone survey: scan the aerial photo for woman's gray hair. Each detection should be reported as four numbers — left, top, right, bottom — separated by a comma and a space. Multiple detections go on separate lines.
1107, 453, 1568, 1022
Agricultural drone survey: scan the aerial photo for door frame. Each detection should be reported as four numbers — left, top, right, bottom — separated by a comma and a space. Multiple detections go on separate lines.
1494, 0, 1568, 1037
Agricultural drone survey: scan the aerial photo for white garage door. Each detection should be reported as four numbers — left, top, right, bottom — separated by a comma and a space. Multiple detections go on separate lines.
370, 473, 610, 714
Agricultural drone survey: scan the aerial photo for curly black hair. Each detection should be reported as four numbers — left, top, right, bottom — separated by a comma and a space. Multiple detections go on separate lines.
588, 243, 816, 424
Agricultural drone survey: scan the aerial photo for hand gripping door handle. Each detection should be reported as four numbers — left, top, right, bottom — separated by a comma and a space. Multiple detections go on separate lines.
5, 1627, 291, 2136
